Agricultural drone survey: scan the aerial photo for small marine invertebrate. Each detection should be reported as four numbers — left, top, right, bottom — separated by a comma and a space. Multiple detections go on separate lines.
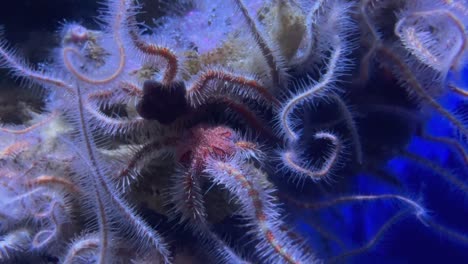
0, 0, 466, 263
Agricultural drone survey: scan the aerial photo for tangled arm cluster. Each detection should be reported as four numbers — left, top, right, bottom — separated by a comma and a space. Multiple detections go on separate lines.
0, 0, 467, 263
